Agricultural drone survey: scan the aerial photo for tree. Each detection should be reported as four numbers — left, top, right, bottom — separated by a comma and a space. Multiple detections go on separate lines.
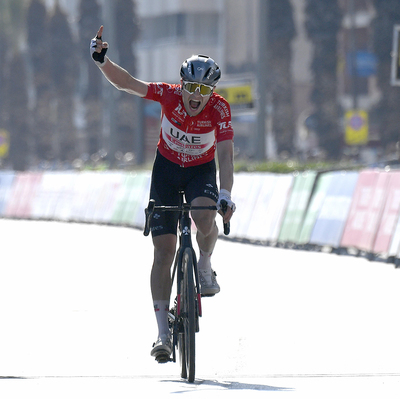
27, 0, 54, 162
49, 3, 78, 161
372, 0, 400, 151
305, 0, 342, 159
0, 0, 27, 167
78, 0, 103, 158
4, 51, 30, 170
114, 0, 141, 160
268, 0, 296, 156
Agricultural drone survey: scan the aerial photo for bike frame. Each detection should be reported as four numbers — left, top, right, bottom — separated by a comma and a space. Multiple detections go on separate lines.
173, 203, 203, 320
144, 196, 229, 382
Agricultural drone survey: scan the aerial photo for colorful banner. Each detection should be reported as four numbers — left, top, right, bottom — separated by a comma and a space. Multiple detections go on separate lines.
340, 170, 389, 251
4, 168, 400, 263
298, 172, 333, 245
309, 171, 359, 247
4, 172, 43, 218
0, 172, 15, 215
373, 171, 400, 255
278, 171, 317, 243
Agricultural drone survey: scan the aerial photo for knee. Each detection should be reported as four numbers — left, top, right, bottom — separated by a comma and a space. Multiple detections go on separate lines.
153, 235, 176, 267
194, 213, 217, 237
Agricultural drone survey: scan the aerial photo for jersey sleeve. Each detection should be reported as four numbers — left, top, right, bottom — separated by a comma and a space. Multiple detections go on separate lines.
144, 82, 170, 102
214, 97, 234, 143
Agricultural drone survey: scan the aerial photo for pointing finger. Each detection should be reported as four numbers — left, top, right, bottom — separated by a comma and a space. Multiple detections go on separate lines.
96, 25, 104, 40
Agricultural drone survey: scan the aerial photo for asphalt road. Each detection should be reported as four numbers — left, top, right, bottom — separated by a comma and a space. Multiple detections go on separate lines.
0, 219, 399, 398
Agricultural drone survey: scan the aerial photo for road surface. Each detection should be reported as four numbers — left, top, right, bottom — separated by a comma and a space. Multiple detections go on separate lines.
0, 219, 399, 398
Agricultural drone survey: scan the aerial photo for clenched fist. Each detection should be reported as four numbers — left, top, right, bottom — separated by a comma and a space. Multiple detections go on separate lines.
90, 25, 109, 67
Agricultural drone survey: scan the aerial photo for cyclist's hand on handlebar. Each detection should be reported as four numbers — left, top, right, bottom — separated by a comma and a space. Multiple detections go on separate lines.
217, 189, 235, 224
90, 25, 109, 67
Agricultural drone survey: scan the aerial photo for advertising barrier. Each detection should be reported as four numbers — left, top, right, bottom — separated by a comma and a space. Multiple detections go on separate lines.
297, 172, 333, 245
52, 173, 79, 221
4, 172, 43, 218
389, 202, 400, 259
309, 171, 359, 248
69, 172, 99, 222
31, 172, 75, 220
372, 171, 400, 255
132, 173, 151, 227
278, 171, 317, 244
88, 172, 125, 224
111, 171, 150, 226
228, 173, 266, 239
0, 172, 15, 216
247, 174, 294, 242
340, 170, 389, 252
3, 167, 400, 264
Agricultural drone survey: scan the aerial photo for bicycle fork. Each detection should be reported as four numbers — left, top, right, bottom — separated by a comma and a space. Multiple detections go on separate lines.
176, 248, 202, 320
176, 209, 202, 319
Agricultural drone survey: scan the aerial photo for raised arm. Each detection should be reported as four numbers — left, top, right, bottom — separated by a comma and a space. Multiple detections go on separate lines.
90, 26, 149, 97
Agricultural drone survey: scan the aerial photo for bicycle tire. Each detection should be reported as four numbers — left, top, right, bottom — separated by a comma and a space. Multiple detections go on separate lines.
179, 248, 196, 382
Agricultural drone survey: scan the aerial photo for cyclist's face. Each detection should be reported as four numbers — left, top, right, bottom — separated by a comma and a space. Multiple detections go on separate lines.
181, 80, 213, 117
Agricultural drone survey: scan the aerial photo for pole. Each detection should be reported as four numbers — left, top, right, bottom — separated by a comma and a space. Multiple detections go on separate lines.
256, 0, 269, 161
350, 0, 358, 110
135, 95, 145, 165
102, 0, 118, 166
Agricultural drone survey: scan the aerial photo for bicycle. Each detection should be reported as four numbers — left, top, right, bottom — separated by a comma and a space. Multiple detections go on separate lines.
143, 194, 229, 382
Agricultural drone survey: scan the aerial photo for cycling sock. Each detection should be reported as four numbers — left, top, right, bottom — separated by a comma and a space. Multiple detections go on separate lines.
153, 300, 170, 337
198, 250, 212, 272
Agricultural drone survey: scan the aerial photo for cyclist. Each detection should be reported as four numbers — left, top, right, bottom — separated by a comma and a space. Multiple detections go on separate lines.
91, 26, 235, 361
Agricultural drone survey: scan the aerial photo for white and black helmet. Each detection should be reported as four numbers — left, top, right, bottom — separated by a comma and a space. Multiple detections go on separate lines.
180, 54, 221, 87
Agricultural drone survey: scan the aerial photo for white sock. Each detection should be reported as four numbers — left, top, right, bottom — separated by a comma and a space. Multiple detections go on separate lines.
153, 300, 170, 338
198, 250, 212, 282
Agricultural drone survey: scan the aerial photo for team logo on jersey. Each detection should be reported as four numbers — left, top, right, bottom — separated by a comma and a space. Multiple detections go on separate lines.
218, 121, 232, 131
161, 116, 215, 156
197, 120, 212, 128
155, 83, 164, 96
171, 117, 181, 126
174, 103, 187, 119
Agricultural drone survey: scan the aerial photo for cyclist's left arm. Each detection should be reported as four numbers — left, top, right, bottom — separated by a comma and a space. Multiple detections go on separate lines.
216, 139, 235, 223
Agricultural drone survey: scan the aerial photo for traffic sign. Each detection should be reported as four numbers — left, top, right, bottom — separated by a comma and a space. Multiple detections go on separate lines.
391, 25, 400, 86
0, 129, 9, 158
215, 84, 253, 109
344, 110, 368, 145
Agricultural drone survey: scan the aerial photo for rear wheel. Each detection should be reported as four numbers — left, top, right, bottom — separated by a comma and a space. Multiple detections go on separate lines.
179, 248, 196, 382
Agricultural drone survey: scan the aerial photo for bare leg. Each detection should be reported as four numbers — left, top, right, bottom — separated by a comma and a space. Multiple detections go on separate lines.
151, 234, 176, 339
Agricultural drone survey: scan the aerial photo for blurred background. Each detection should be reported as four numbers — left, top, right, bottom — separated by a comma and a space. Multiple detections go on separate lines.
0, 0, 399, 171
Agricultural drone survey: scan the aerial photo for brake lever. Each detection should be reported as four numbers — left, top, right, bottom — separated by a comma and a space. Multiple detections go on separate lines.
220, 199, 230, 236
143, 199, 155, 236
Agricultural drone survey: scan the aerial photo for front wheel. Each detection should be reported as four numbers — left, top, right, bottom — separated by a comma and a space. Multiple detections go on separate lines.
179, 248, 196, 382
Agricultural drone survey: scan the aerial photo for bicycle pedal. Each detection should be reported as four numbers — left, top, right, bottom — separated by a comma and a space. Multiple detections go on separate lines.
201, 293, 215, 298
155, 353, 171, 364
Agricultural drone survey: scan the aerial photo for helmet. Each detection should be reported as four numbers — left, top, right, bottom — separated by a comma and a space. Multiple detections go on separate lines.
180, 54, 221, 87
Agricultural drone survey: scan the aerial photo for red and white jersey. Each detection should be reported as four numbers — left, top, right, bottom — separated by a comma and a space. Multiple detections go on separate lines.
144, 82, 234, 167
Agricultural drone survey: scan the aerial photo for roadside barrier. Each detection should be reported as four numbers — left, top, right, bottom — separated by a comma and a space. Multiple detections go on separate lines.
278, 171, 317, 244
340, 170, 389, 253
0, 171, 14, 215
308, 171, 359, 248
372, 171, 400, 256
2, 168, 400, 266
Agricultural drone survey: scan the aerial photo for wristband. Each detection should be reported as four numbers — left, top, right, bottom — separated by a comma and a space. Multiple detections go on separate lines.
217, 189, 236, 212
90, 38, 108, 67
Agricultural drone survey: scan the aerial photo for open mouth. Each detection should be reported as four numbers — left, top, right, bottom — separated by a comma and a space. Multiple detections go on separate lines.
189, 100, 201, 111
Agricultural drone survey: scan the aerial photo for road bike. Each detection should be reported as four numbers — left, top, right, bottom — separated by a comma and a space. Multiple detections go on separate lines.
144, 195, 229, 382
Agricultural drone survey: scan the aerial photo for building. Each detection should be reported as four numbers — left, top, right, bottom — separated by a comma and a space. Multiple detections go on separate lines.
135, 0, 313, 160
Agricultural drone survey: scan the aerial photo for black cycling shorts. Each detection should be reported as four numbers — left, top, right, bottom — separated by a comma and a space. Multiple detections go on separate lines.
149, 151, 219, 237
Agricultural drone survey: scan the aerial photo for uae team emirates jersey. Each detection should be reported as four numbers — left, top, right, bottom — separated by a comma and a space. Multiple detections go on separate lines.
144, 82, 234, 167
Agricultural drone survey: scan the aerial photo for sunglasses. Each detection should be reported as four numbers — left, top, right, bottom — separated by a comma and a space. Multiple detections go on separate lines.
182, 81, 214, 96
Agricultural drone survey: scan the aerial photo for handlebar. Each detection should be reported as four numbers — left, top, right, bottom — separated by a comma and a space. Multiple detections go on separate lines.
144, 199, 230, 237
